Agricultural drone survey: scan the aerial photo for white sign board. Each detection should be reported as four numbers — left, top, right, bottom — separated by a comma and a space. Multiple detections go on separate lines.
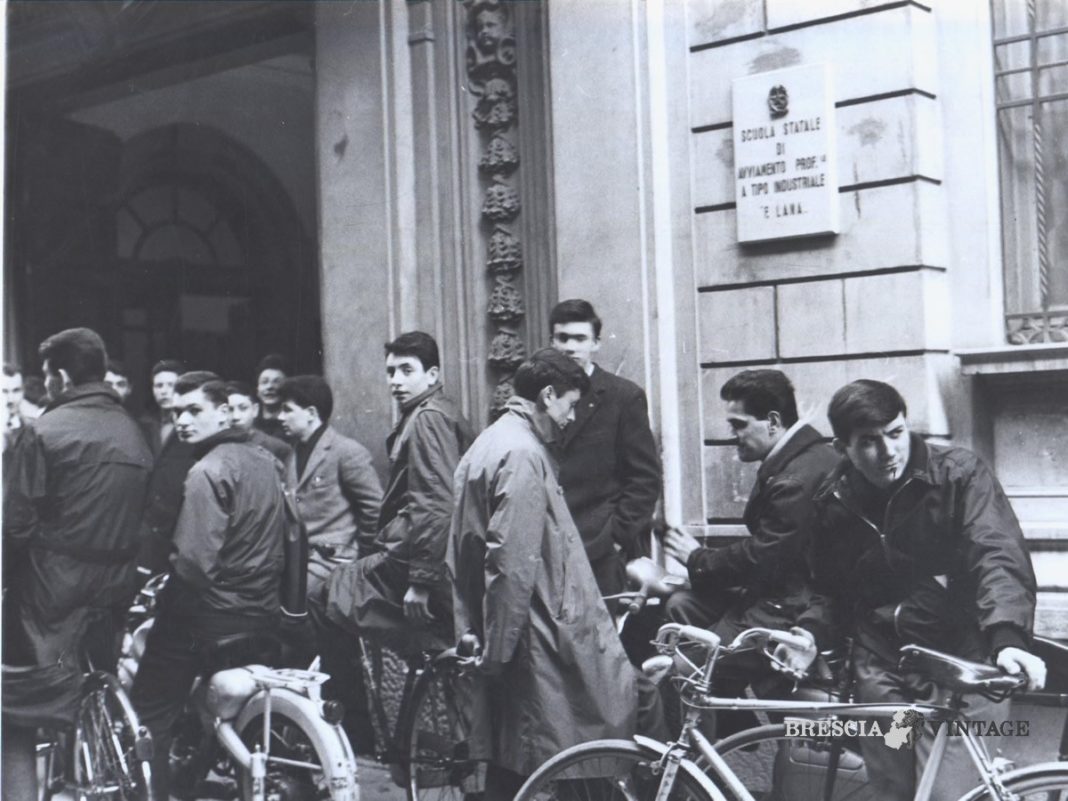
732, 63, 839, 243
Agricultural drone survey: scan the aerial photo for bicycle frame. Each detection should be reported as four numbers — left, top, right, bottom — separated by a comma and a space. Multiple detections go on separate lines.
647, 625, 1023, 801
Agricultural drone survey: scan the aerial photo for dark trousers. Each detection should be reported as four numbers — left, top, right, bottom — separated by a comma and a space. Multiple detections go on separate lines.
130, 611, 276, 801
307, 582, 375, 753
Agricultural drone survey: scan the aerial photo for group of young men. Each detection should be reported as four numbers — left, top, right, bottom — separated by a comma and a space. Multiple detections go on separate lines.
1, 295, 1048, 801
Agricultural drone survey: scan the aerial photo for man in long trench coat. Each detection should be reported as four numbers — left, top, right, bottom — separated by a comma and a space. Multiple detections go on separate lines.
447, 348, 663, 800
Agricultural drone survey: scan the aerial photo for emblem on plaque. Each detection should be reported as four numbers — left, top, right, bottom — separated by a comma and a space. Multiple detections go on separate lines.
767, 85, 789, 118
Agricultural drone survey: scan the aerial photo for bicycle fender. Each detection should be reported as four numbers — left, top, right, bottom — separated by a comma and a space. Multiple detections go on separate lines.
632, 735, 731, 801
955, 761, 1068, 801
233, 688, 359, 801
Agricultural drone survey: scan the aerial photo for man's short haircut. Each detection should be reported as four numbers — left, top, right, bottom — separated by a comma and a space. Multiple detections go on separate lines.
3, 363, 22, 378
513, 347, 591, 402
22, 376, 48, 406
384, 331, 440, 372
38, 328, 107, 385
549, 299, 602, 339
151, 359, 185, 378
174, 371, 227, 406
225, 380, 256, 401
720, 369, 799, 428
256, 353, 289, 377
106, 358, 128, 377
827, 379, 908, 443
278, 376, 333, 423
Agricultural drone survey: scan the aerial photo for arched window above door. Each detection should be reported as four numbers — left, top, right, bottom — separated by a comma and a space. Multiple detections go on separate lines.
117, 182, 244, 267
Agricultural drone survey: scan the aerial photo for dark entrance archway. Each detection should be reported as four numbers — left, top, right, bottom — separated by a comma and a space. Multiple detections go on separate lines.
4, 2, 319, 408
112, 124, 321, 389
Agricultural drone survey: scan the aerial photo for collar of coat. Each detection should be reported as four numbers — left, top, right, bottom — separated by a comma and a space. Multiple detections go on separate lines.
44, 381, 121, 413
757, 422, 825, 483
503, 395, 561, 447
815, 432, 935, 505
192, 425, 252, 458
400, 382, 443, 414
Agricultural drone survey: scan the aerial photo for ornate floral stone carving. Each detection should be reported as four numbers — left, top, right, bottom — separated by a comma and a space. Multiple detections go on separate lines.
465, 0, 526, 421
488, 329, 526, 370
487, 226, 522, 274
481, 181, 520, 222
479, 133, 519, 175
488, 279, 524, 323
1006, 312, 1068, 344
472, 77, 517, 130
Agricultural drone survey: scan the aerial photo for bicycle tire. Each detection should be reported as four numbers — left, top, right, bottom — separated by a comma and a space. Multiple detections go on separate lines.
401, 658, 486, 801
235, 696, 357, 801
514, 739, 715, 801
958, 764, 1068, 800
71, 671, 152, 801
714, 722, 876, 801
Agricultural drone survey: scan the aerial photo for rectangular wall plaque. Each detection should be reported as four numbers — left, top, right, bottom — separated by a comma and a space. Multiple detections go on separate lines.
732, 63, 839, 243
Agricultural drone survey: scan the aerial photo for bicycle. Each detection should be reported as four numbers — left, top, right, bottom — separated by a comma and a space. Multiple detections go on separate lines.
121, 575, 358, 801
4, 649, 154, 801
515, 623, 1068, 801
356, 632, 485, 801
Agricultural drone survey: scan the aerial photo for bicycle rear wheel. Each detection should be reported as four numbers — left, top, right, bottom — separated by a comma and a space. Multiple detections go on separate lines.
714, 723, 876, 801
72, 671, 152, 801
515, 740, 712, 801
237, 708, 356, 801
401, 659, 486, 801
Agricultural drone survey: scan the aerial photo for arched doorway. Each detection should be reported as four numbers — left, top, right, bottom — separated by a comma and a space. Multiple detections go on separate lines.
113, 123, 321, 389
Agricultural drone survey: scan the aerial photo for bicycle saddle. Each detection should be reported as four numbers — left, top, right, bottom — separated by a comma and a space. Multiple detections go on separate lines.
898, 644, 1023, 695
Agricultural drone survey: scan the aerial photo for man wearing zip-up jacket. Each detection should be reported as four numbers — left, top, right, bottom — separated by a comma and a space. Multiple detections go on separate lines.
805, 379, 1045, 801
663, 369, 837, 735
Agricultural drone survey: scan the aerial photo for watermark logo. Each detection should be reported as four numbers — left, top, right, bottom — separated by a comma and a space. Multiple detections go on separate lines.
884, 709, 925, 751
784, 714, 1030, 752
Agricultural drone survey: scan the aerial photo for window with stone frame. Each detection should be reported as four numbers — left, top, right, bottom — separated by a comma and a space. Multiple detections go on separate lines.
992, 0, 1068, 344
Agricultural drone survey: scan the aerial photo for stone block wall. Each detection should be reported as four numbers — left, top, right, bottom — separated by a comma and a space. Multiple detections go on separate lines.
686, 0, 956, 526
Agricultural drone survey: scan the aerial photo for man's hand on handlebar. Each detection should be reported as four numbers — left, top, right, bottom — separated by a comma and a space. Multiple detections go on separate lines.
403, 585, 435, 624
996, 647, 1047, 691
769, 627, 819, 679
663, 527, 702, 565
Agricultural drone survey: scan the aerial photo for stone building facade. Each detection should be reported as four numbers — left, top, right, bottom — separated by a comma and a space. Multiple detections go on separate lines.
4, 0, 1066, 635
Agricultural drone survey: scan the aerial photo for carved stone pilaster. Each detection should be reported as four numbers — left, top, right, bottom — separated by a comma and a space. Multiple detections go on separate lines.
464, 0, 526, 420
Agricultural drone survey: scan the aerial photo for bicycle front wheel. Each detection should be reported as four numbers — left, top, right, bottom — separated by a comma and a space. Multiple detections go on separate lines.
515, 740, 713, 801
72, 671, 152, 801
714, 722, 876, 801
962, 765, 1068, 800
401, 659, 486, 801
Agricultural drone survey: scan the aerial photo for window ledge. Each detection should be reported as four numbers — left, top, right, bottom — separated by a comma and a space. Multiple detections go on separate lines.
957, 343, 1068, 376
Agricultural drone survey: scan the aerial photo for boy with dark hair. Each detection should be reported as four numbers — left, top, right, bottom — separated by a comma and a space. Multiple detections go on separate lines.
226, 380, 294, 470
448, 348, 661, 801
277, 375, 380, 588
131, 370, 293, 800
326, 330, 473, 648
136, 363, 198, 577
3, 328, 151, 801
105, 359, 133, 405
798, 378, 1045, 801
549, 298, 661, 602
254, 353, 289, 440
3, 363, 25, 434
139, 358, 185, 454
277, 374, 382, 750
